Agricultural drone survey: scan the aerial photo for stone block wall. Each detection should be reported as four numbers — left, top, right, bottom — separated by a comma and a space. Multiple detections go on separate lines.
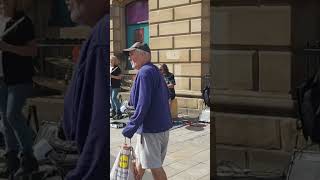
212, 6, 291, 46
215, 112, 300, 176
211, 6, 291, 94
149, 0, 210, 93
150, 0, 210, 113
211, 3, 299, 176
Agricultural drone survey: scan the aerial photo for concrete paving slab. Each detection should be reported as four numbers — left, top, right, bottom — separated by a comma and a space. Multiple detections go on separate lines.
163, 165, 183, 178
198, 174, 210, 180
110, 117, 210, 180
190, 149, 210, 163
168, 160, 201, 172
183, 163, 211, 179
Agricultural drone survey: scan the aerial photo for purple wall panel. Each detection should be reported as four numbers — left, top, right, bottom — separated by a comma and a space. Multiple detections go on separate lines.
126, 0, 148, 24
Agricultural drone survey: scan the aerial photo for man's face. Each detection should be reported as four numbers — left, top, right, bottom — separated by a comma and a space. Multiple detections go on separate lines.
110, 58, 116, 66
67, 0, 84, 24
129, 50, 142, 70
159, 67, 164, 75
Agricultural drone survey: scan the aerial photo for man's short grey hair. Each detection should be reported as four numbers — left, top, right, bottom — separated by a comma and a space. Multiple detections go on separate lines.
135, 49, 151, 60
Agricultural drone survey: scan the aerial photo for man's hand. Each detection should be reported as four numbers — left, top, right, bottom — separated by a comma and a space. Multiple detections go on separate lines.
0, 40, 37, 56
133, 161, 142, 180
133, 163, 139, 180
122, 143, 131, 150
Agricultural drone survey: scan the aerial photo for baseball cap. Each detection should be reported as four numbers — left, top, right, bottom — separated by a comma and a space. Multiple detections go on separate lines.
123, 42, 151, 55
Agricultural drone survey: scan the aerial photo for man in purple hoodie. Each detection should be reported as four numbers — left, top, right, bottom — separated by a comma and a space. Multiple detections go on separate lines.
62, 0, 108, 179
122, 42, 173, 180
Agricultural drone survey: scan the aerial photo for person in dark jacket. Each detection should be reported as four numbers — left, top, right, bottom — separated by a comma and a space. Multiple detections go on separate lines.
122, 42, 173, 180
160, 64, 176, 104
0, 0, 38, 178
110, 55, 123, 119
62, 0, 108, 179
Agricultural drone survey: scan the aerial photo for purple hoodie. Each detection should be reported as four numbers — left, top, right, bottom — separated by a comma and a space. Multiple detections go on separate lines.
122, 62, 173, 138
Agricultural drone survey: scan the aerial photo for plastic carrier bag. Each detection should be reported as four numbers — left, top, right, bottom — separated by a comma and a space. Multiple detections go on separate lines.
110, 138, 136, 180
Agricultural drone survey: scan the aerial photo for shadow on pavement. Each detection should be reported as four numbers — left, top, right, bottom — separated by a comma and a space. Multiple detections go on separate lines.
185, 123, 207, 131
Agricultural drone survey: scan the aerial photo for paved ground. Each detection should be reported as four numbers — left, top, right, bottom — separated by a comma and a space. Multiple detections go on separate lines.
0, 113, 285, 180
217, 178, 283, 180
110, 117, 211, 180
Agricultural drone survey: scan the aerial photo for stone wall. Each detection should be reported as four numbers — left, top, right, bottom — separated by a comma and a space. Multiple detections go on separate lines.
214, 112, 305, 175
149, 0, 210, 94
111, 0, 211, 113
211, 3, 298, 176
212, 6, 291, 93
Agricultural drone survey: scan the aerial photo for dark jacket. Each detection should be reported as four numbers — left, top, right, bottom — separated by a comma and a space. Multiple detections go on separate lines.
2, 11, 35, 85
111, 65, 121, 88
163, 72, 176, 100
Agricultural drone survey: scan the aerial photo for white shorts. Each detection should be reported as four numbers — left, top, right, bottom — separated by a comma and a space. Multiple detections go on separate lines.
135, 131, 169, 169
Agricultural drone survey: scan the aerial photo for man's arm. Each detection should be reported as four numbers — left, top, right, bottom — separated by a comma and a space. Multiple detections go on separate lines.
111, 74, 122, 80
122, 73, 152, 138
0, 40, 37, 57
0, 17, 37, 57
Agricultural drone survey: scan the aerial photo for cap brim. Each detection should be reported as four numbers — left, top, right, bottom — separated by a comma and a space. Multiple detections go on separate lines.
123, 47, 136, 55
123, 47, 136, 52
